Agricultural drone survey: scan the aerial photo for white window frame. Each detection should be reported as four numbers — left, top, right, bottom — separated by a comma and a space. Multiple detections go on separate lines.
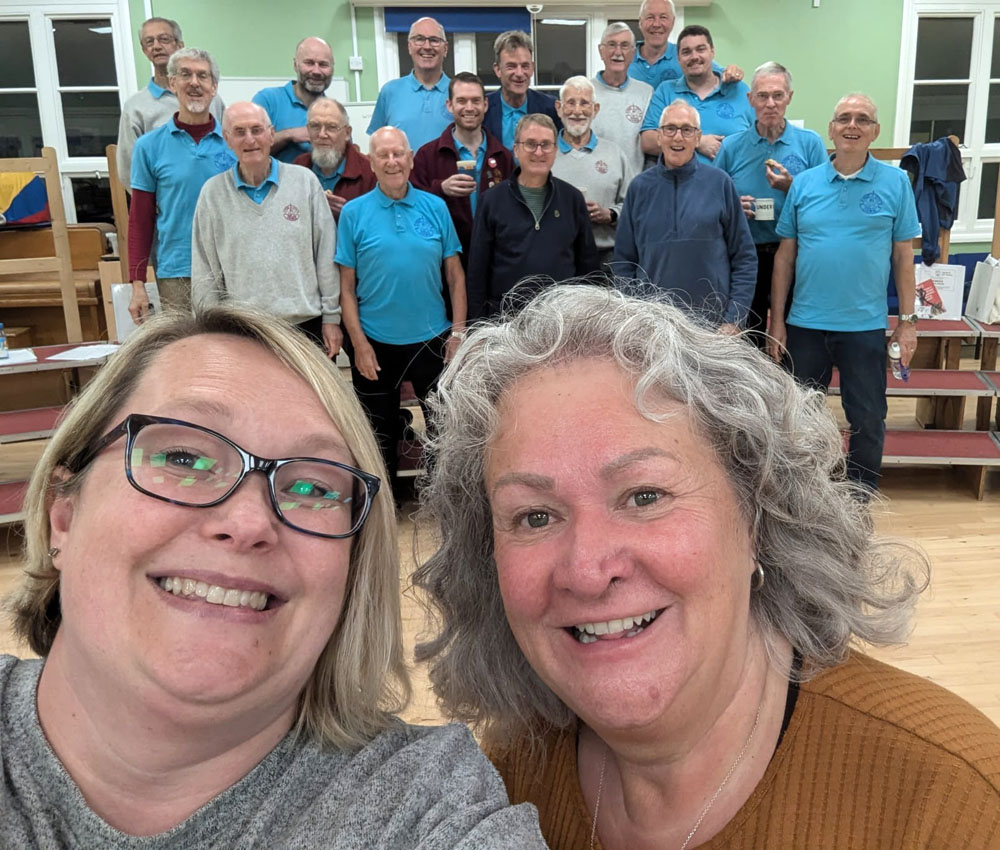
896, 0, 1000, 243
374, 4, 686, 94
1, 0, 136, 221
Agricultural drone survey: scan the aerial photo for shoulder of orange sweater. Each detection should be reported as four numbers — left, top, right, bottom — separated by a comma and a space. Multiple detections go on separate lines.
802, 651, 1000, 790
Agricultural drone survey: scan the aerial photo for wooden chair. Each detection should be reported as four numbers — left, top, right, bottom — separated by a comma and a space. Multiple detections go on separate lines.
105, 143, 130, 280
0, 147, 82, 342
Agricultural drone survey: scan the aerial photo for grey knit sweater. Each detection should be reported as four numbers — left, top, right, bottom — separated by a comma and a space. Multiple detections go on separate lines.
0, 657, 545, 849
191, 161, 341, 325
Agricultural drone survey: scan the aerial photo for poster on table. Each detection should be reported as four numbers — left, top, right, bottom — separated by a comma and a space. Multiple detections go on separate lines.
912, 263, 964, 320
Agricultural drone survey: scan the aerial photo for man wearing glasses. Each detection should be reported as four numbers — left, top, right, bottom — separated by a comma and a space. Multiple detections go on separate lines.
768, 94, 920, 493
591, 22, 653, 177
467, 114, 598, 321
715, 62, 827, 348
294, 97, 376, 223
613, 100, 755, 332
253, 37, 335, 163
367, 17, 451, 151
117, 17, 224, 190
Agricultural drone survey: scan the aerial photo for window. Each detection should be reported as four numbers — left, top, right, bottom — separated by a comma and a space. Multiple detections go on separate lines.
897, 1, 1000, 241
0, 2, 135, 223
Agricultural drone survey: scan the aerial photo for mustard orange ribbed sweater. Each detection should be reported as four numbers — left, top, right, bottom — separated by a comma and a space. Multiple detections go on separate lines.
489, 653, 1000, 849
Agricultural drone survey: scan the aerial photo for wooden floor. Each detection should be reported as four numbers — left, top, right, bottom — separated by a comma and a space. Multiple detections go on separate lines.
2, 393, 999, 729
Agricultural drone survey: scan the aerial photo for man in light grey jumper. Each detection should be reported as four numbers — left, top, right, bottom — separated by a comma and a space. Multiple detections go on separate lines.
552, 76, 634, 267
192, 101, 343, 356
116, 16, 224, 190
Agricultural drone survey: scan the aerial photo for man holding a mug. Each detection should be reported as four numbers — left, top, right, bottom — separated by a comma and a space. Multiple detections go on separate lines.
411, 72, 514, 270
715, 61, 826, 347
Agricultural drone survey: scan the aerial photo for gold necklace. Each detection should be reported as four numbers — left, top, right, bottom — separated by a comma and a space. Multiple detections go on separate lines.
588, 706, 762, 850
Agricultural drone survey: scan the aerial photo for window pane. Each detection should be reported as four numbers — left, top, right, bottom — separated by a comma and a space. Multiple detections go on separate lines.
62, 91, 119, 156
53, 19, 116, 87
993, 17, 1000, 78
396, 32, 455, 80
988, 84, 1000, 143
0, 21, 35, 87
0, 93, 43, 157
980, 162, 999, 220
909, 84, 967, 145
915, 17, 973, 80
70, 176, 113, 224
534, 20, 587, 86
475, 32, 502, 86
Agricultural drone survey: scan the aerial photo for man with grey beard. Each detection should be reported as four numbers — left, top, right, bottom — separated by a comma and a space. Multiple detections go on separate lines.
293, 98, 375, 222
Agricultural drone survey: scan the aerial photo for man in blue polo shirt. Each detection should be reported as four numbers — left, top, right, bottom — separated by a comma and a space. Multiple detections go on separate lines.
715, 61, 827, 347
769, 93, 921, 492
367, 17, 451, 152
128, 47, 235, 322
640, 25, 752, 165
253, 37, 334, 163
336, 126, 466, 497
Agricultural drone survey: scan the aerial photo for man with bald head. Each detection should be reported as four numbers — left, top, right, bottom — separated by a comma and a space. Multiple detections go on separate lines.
294, 97, 375, 221
613, 99, 755, 331
253, 36, 335, 162
336, 126, 466, 496
192, 101, 342, 357
367, 17, 452, 150
769, 93, 920, 492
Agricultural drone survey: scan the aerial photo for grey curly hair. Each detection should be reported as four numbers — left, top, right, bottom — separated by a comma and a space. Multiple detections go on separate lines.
414, 284, 929, 740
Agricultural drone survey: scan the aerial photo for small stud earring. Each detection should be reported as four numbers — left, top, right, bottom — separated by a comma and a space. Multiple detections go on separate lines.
48, 547, 60, 559
752, 560, 765, 591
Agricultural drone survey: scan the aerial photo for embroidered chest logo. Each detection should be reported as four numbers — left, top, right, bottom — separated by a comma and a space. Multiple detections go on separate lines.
595, 160, 609, 174
716, 103, 735, 120
782, 153, 807, 176
214, 152, 236, 171
859, 192, 885, 215
625, 104, 644, 124
283, 204, 300, 222
664, 68, 679, 80
413, 215, 437, 238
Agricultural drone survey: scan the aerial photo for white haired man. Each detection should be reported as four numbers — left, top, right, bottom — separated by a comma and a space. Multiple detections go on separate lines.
192, 102, 342, 357
367, 17, 451, 150
552, 76, 633, 267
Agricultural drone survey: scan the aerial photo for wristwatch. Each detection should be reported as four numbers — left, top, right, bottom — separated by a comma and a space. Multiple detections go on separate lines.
898, 313, 919, 325
450, 330, 466, 341
608, 208, 619, 225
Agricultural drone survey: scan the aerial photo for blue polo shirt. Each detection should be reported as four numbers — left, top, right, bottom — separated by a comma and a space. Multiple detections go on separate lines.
715, 122, 828, 244
366, 72, 451, 151
147, 78, 172, 100
499, 96, 528, 151
453, 131, 485, 215
310, 155, 346, 193
131, 119, 236, 278
628, 41, 724, 89
252, 82, 309, 163
776, 155, 921, 332
335, 185, 460, 344
642, 75, 753, 165
557, 132, 598, 154
233, 156, 279, 205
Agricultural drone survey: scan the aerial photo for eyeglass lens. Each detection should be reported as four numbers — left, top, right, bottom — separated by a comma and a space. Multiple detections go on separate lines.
127, 421, 367, 537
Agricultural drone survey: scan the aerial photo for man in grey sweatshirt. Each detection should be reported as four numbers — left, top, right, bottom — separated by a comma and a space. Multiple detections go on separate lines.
192, 101, 342, 357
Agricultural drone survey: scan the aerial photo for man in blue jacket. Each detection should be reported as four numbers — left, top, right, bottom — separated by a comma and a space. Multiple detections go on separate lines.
613, 100, 756, 332
484, 31, 562, 151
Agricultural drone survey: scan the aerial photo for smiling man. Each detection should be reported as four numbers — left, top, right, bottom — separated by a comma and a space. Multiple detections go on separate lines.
483, 31, 561, 151
769, 93, 921, 493
614, 100, 755, 331
191, 101, 342, 358
367, 17, 452, 151
467, 114, 598, 320
552, 76, 633, 267
411, 72, 514, 269
116, 18, 225, 190
253, 37, 335, 162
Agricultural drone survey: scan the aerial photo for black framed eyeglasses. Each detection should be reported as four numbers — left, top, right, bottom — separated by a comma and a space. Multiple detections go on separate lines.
70, 414, 381, 539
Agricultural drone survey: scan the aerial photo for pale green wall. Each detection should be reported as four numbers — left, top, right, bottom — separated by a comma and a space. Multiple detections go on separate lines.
129, 0, 380, 101
686, 0, 905, 139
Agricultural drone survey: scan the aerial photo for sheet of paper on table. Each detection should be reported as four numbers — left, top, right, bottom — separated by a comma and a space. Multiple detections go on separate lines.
45, 344, 120, 361
1, 349, 38, 365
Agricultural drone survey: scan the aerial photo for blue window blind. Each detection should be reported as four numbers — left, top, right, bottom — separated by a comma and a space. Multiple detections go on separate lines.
385, 7, 531, 33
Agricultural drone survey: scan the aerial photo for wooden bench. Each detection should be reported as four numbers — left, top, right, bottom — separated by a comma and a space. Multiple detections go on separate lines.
0, 480, 28, 526
0, 406, 65, 444
984, 372, 1000, 430
969, 319, 1000, 430
880, 429, 1000, 500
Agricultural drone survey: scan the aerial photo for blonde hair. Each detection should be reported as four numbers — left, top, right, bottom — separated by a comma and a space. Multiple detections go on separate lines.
9, 305, 409, 749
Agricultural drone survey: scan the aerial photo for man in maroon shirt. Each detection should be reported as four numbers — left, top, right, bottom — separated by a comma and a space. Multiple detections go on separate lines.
293, 97, 375, 222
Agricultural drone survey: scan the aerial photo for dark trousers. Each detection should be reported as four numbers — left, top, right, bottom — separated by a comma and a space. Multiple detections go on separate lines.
746, 243, 793, 350
343, 332, 447, 487
785, 324, 887, 491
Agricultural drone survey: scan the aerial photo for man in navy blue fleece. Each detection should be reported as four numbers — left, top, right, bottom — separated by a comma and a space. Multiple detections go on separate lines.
613, 99, 756, 332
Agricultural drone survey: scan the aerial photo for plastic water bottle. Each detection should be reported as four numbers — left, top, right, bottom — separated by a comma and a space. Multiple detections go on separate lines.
888, 341, 908, 381
0, 323, 8, 360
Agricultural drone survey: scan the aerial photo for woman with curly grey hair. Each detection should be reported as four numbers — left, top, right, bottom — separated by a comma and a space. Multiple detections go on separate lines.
415, 284, 1000, 849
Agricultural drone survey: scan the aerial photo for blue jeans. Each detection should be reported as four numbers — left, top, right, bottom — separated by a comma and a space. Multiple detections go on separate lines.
785, 325, 887, 491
